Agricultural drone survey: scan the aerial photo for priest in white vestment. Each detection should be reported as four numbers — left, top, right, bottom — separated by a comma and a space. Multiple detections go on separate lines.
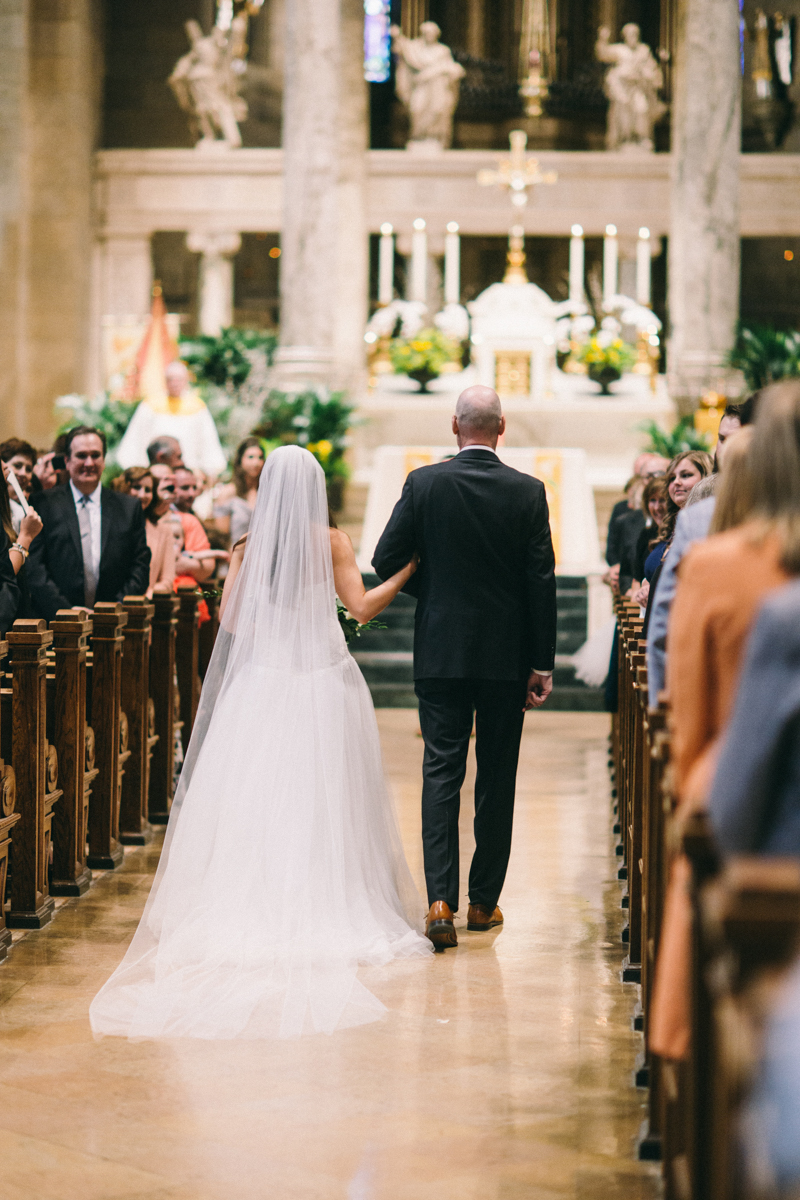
117, 360, 227, 477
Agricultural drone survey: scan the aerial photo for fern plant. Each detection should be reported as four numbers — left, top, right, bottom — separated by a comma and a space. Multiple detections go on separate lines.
638, 416, 711, 458
729, 324, 800, 390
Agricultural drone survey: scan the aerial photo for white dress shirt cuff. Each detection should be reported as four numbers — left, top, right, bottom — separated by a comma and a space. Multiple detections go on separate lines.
532, 668, 553, 676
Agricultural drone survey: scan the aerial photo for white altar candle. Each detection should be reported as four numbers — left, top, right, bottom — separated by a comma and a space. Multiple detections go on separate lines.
411, 218, 427, 304
636, 227, 652, 307
444, 221, 460, 305
569, 224, 584, 309
603, 224, 618, 309
378, 222, 394, 305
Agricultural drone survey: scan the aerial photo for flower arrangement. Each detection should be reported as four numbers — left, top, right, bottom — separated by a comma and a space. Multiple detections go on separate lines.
578, 335, 637, 394
389, 327, 460, 392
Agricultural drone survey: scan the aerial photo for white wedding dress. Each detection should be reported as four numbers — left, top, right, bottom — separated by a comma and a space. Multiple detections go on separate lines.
90, 446, 431, 1040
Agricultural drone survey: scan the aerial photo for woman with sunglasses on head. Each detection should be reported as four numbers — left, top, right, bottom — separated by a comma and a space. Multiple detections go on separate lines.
113, 466, 175, 596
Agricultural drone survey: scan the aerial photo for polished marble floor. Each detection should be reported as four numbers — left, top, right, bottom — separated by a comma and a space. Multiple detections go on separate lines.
0, 711, 660, 1199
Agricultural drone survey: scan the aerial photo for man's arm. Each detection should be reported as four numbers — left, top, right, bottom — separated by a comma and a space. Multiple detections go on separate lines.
26, 498, 73, 621
372, 477, 420, 597
526, 486, 557, 674
118, 503, 152, 600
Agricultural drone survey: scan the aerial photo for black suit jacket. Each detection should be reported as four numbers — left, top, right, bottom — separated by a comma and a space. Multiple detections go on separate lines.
372, 449, 557, 680
27, 484, 151, 623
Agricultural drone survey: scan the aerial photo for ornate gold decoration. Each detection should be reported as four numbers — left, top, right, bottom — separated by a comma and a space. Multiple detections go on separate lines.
494, 351, 531, 395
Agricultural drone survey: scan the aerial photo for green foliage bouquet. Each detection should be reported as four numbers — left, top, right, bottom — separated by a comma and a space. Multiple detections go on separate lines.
179, 327, 278, 389
389, 327, 460, 392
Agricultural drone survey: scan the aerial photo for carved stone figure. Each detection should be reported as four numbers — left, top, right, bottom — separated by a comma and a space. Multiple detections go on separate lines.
595, 24, 665, 152
169, 16, 249, 149
390, 22, 465, 150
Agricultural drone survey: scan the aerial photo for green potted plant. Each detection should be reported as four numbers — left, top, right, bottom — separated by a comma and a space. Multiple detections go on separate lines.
388, 328, 460, 393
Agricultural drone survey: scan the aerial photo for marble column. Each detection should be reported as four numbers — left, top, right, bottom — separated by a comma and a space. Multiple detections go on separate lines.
186, 231, 241, 335
667, 0, 741, 408
278, 0, 368, 391
101, 235, 153, 320
0, 0, 102, 442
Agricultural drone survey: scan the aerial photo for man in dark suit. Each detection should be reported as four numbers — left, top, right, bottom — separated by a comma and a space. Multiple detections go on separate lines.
27, 425, 150, 623
373, 385, 557, 949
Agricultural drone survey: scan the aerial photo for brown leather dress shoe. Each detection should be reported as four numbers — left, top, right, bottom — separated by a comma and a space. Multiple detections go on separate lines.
425, 901, 457, 949
467, 903, 504, 932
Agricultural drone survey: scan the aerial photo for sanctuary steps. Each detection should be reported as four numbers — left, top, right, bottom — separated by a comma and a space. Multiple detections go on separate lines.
353, 573, 604, 711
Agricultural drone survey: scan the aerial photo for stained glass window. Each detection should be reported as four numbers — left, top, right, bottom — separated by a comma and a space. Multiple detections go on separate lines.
364, 0, 391, 83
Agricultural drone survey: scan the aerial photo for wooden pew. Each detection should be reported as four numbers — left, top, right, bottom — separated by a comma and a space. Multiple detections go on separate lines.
148, 591, 178, 825
0, 638, 20, 958
118, 596, 157, 845
175, 583, 201, 757
5, 620, 61, 929
86, 603, 130, 870
697, 856, 800, 1200
48, 609, 97, 896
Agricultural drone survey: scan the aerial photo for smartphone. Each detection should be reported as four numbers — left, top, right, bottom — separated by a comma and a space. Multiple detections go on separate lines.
52, 455, 66, 471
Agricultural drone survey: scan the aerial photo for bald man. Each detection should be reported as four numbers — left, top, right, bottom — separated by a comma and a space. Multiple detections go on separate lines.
373, 385, 557, 949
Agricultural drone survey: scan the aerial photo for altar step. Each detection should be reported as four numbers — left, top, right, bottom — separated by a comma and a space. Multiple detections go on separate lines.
353, 576, 605, 711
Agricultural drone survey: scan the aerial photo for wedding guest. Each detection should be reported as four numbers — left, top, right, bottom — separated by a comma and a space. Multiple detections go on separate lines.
147, 436, 184, 471
710, 578, 800, 856
649, 387, 799, 1062
213, 437, 265, 546
629, 477, 667, 593
149, 464, 218, 585
631, 450, 713, 611
0, 438, 38, 531
113, 466, 175, 595
714, 404, 742, 469
172, 466, 201, 515
27, 426, 150, 622
0, 472, 39, 632
33, 434, 69, 492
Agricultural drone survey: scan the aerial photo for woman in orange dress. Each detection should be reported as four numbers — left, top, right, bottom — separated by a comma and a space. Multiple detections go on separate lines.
650, 387, 800, 1059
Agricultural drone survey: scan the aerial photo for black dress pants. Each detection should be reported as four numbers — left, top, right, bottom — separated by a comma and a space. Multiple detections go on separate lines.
414, 677, 527, 913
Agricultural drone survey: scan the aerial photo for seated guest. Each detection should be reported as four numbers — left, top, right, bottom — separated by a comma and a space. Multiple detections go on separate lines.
213, 437, 265, 546
649, 389, 799, 1061
27, 426, 150, 622
710, 578, 800, 856
714, 403, 742, 469
631, 449, 713, 613
146, 436, 184, 472
0, 473, 39, 634
113, 466, 175, 596
629, 477, 667, 599
742, 952, 800, 1194
149, 464, 217, 584
604, 454, 669, 589
172, 465, 202, 516
0, 437, 39, 531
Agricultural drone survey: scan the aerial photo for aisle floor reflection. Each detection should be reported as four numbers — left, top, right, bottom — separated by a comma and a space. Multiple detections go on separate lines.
0, 711, 660, 1199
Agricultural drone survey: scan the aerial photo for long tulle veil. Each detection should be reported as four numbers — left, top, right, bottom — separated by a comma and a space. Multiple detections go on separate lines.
90, 446, 429, 1040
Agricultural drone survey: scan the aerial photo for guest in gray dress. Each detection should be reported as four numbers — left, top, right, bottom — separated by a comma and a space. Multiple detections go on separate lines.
213, 436, 264, 545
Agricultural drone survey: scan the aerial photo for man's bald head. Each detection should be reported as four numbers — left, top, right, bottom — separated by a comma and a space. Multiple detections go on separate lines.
453, 385, 505, 448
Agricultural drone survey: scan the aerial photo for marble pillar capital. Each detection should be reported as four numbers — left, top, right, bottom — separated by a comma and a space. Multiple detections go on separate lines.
186, 231, 242, 259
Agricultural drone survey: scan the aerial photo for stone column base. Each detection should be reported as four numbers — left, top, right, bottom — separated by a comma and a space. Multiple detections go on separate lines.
271, 346, 335, 392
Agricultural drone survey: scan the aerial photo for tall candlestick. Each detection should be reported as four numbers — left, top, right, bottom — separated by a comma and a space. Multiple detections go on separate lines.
636, 226, 652, 307
378, 222, 394, 305
444, 221, 460, 305
569, 224, 584, 309
603, 223, 618, 309
410, 218, 427, 304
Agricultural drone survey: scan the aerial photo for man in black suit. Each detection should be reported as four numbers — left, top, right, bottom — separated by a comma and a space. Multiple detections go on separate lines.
27, 426, 151, 623
373, 386, 557, 949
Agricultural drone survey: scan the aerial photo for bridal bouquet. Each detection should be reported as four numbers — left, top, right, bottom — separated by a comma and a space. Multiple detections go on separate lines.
337, 602, 386, 644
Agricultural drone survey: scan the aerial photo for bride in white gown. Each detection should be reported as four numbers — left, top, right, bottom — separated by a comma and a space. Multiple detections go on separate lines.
90, 445, 432, 1040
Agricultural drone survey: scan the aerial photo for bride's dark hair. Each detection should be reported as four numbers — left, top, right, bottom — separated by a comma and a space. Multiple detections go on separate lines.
328, 505, 338, 530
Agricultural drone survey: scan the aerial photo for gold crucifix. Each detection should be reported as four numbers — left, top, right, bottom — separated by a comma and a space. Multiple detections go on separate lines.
477, 130, 557, 210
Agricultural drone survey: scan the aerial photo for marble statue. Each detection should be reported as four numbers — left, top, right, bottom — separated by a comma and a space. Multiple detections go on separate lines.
169, 16, 249, 149
390, 22, 465, 150
595, 24, 665, 152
